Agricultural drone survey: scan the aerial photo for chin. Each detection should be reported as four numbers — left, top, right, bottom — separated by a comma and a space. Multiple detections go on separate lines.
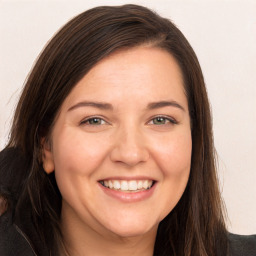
104, 218, 158, 238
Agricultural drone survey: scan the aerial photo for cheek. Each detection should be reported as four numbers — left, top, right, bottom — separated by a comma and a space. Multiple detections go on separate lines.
52, 128, 110, 176
51, 129, 111, 208
153, 132, 192, 220
150, 131, 192, 176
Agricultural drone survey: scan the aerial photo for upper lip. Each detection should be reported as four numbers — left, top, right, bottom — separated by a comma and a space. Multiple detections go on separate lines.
98, 176, 156, 181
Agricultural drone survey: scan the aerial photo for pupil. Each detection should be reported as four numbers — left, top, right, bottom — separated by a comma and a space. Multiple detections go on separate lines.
154, 117, 165, 124
90, 118, 100, 124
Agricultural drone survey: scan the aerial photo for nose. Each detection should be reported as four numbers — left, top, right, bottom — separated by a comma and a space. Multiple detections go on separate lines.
110, 126, 149, 167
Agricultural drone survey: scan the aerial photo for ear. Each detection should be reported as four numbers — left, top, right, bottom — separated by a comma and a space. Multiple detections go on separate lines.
41, 138, 55, 174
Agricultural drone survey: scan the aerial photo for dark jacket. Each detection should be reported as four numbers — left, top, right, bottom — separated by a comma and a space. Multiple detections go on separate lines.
1, 208, 256, 256
1, 148, 256, 255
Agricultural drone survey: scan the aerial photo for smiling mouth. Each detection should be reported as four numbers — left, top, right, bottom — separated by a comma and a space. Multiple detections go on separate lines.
99, 180, 155, 192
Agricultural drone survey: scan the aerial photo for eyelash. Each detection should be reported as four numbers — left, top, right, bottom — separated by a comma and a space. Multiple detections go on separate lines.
80, 115, 177, 126
80, 117, 108, 126
148, 116, 178, 125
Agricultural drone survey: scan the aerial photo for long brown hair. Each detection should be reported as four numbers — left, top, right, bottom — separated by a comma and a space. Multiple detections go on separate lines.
3, 4, 227, 255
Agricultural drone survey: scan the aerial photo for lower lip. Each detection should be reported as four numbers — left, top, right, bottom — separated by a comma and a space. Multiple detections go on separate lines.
98, 182, 157, 203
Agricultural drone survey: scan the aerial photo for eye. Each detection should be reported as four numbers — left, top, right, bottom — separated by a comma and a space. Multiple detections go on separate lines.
80, 117, 107, 125
148, 116, 177, 125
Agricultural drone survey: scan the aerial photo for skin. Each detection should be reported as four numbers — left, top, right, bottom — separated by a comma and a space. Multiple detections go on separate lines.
43, 46, 192, 256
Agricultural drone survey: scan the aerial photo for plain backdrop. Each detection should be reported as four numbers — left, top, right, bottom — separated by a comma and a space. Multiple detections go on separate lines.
0, 0, 255, 235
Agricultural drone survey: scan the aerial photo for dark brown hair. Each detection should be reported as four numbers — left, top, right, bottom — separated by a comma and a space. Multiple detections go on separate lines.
2, 4, 227, 255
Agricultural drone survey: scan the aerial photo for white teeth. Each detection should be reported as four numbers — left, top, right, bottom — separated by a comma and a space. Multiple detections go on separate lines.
137, 180, 143, 189
143, 180, 149, 189
100, 179, 154, 191
108, 180, 113, 189
113, 180, 121, 190
128, 180, 137, 191
121, 181, 129, 190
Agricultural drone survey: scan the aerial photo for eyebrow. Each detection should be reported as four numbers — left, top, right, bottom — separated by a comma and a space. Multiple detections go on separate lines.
68, 101, 113, 111
147, 101, 185, 111
68, 100, 185, 112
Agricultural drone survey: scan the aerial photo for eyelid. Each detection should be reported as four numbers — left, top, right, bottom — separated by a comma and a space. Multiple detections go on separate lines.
79, 115, 177, 126
80, 116, 110, 125
147, 115, 178, 125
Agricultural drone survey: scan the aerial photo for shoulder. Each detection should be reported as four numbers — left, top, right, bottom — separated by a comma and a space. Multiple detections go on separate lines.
0, 148, 38, 255
0, 147, 28, 208
228, 233, 256, 256
0, 211, 35, 256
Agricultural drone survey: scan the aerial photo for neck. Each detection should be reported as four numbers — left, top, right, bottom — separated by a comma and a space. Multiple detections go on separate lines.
63, 232, 156, 256
60, 205, 157, 256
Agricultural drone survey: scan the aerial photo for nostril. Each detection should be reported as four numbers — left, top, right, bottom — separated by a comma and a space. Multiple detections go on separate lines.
110, 146, 149, 166
109, 130, 149, 166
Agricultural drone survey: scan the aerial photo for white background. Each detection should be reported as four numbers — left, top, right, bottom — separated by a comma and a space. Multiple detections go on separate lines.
0, 0, 255, 235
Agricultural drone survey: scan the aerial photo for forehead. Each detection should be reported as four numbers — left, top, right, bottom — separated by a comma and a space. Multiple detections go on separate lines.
63, 46, 187, 110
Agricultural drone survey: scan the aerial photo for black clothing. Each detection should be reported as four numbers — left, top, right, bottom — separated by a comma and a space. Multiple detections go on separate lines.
228, 233, 256, 256
1, 148, 256, 255
1, 208, 256, 256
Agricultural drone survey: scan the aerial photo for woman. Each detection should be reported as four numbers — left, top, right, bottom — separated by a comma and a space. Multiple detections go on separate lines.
0, 4, 255, 256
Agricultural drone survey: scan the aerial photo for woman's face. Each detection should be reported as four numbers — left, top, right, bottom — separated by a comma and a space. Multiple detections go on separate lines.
43, 47, 192, 239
